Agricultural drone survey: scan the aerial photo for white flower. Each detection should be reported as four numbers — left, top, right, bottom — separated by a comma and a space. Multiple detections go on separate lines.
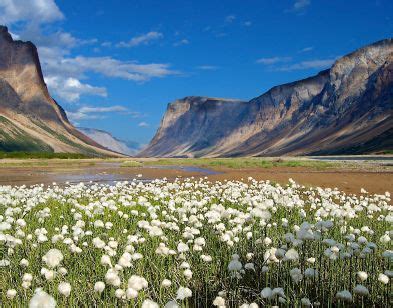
261, 287, 273, 299
176, 286, 192, 300
6, 289, 17, 299
290, 268, 303, 283
105, 269, 121, 287
92, 237, 106, 249
357, 271, 368, 282
115, 288, 125, 299
306, 257, 316, 264
285, 248, 299, 261
301, 298, 311, 306
336, 290, 353, 302
29, 289, 56, 308
164, 300, 179, 308
20, 258, 29, 267
304, 268, 317, 278
42, 249, 63, 268
118, 252, 132, 268
142, 299, 159, 308
228, 254, 242, 272
380, 234, 392, 243
353, 285, 369, 296
184, 269, 193, 279
161, 279, 172, 287
128, 275, 148, 291
213, 296, 226, 306
58, 282, 71, 297
126, 288, 138, 299
378, 273, 389, 284
245, 263, 255, 271
199, 253, 211, 261
263, 237, 272, 246
94, 281, 105, 293
100, 254, 112, 267
0, 259, 10, 267
23, 273, 33, 282
177, 242, 189, 253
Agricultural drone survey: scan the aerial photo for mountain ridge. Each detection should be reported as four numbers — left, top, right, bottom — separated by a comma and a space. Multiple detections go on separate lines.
78, 127, 140, 156
0, 25, 121, 156
140, 38, 393, 157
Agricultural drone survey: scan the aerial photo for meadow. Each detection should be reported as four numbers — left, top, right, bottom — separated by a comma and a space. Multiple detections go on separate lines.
0, 177, 391, 307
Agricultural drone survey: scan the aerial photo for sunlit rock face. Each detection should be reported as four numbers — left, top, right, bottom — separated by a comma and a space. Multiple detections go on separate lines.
141, 39, 393, 157
0, 26, 119, 156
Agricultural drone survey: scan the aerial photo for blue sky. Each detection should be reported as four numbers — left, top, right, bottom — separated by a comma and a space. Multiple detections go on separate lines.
1, 0, 392, 145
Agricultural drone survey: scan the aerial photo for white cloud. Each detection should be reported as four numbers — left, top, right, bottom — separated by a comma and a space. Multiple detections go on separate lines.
0, 0, 64, 25
225, 15, 236, 23
44, 76, 107, 102
299, 46, 314, 53
292, 0, 311, 12
197, 65, 219, 71
256, 57, 292, 65
138, 122, 149, 127
45, 56, 178, 82
117, 31, 163, 48
276, 58, 336, 71
243, 21, 252, 27
173, 39, 189, 46
4, 1, 178, 104
66, 105, 129, 122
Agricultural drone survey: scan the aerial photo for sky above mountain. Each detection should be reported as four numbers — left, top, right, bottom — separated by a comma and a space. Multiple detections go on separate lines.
1, 0, 392, 145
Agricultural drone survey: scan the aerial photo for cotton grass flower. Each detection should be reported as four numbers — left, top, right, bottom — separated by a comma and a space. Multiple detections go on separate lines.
6, 289, 17, 299
378, 273, 389, 284
357, 271, 368, 282
94, 281, 105, 293
353, 284, 369, 296
58, 282, 71, 297
213, 296, 226, 307
176, 286, 192, 300
42, 249, 63, 268
161, 279, 172, 287
336, 290, 353, 302
128, 275, 148, 291
29, 289, 56, 308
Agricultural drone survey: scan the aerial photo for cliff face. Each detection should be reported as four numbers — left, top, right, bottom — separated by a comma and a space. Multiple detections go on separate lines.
0, 26, 120, 156
140, 39, 393, 157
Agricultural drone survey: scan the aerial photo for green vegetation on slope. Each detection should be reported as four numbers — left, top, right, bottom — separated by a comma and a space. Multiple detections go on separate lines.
0, 116, 53, 152
0, 152, 92, 159
31, 119, 105, 157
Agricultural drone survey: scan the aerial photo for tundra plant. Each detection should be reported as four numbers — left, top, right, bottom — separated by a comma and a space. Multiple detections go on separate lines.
0, 178, 391, 307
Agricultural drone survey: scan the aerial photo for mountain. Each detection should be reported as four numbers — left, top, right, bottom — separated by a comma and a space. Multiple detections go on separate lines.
0, 26, 120, 156
78, 127, 140, 156
140, 39, 393, 157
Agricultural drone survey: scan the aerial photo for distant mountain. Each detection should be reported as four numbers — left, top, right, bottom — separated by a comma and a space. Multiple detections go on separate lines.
140, 39, 393, 157
0, 25, 120, 156
78, 128, 139, 156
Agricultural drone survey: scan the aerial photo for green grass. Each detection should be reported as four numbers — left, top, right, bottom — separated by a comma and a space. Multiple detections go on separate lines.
0, 116, 53, 152
120, 160, 143, 167
0, 180, 390, 307
0, 152, 92, 159
141, 158, 334, 169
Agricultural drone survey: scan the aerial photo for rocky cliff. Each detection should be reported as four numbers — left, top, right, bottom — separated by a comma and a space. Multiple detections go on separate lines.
0, 26, 120, 156
140, 39, 393, 157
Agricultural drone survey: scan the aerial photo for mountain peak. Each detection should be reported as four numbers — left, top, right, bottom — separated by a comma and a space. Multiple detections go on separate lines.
0, 25, 121, 156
